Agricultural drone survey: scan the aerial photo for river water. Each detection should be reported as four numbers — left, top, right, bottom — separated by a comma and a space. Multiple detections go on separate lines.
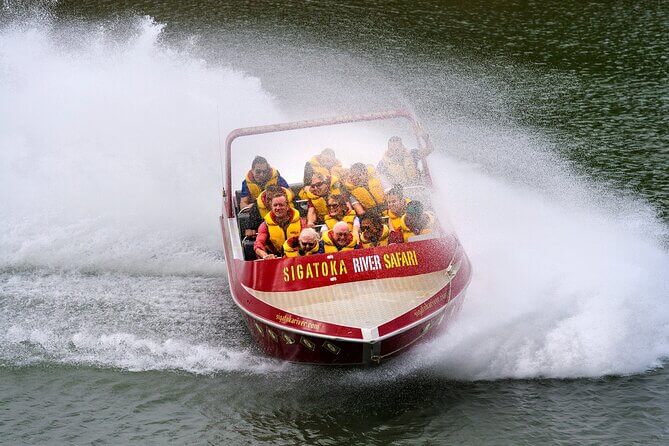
1, 1, 667, 444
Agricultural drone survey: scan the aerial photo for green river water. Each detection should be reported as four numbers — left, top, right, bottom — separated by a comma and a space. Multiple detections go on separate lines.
1, 1, 667, 444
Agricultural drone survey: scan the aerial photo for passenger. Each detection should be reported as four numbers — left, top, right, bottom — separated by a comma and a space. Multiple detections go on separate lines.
322, 221, 360, 253
323, 194, 359, 236
359, 212, 391, 248
377, 136, 432, 186
386, 184, 411, 231
283, 228, 323, 257
342, 163, 386, 216
253, 194, 304, 260
305, 172, 342, 226
399, 200, 436, 242
239, 156, 290, 209
306, 148, 344, 180
297, 163, 314, 201
257, 184, 295, 219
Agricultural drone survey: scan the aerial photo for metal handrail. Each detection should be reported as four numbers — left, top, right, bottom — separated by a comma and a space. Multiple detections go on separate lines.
238, 204, 255, 214
223, 109, 431, 216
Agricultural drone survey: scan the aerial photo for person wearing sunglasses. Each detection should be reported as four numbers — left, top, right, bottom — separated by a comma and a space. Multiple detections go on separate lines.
240, 156, 289, 209
322, 194, 359, 238
283, 228, 323, 258
359, 212, 391, 248
304, 172, 343, 227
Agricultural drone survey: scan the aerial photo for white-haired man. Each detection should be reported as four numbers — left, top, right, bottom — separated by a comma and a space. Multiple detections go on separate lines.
322, 221, 360, 253
283, 228, 323, 257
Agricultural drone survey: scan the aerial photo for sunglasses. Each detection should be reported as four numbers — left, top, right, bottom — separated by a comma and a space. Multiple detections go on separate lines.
310, 181, 326, 188
327, 204, 340, 209
301, 241, 317, 248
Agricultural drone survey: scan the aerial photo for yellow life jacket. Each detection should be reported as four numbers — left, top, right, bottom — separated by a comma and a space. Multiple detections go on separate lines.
387, 199, 412, 230
257, 187, 295, 219
343, 166, 385, 210
360, 225, 390, 248
322, 230, 359, 253
324, 209, 357, 231
305, 182, 342, 218
264, 208, 302, 254
245, 168, 280, 200
399, 212, 436, 242
282, 237, 320, 257
381, 151, 420, 184
308, 155, 344, 180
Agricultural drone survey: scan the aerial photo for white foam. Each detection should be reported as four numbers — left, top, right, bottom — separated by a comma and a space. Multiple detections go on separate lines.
0, 15, 282, 276
393, 154, 669, 379
3, 324, 287, 374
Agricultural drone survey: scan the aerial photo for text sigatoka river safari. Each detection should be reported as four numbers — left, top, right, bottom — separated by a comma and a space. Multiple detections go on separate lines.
220, 110, 472, 365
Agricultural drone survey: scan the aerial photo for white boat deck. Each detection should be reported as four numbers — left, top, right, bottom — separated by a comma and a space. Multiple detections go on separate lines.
243, 270, 451, 329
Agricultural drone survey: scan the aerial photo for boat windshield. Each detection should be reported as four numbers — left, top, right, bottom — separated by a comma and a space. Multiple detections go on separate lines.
224, 111, 446, 261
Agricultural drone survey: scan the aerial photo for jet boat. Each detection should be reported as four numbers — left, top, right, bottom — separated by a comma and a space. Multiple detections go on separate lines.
220, 110, 472, 365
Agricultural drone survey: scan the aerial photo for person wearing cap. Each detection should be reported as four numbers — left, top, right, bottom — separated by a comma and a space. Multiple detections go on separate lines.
359, 212, 391, 248
283, 228, 323, 257
399, 200, 436, 242
377, 136, 432, 187
240, 156, 290, 209
322, 221, 360, 253
342, 163, 386, 216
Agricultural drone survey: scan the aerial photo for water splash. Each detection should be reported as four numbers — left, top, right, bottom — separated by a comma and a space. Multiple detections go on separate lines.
1, 13, 667, 379
388, 152, 669, 380
0, 14, 281, 276
3, 324, 287, 374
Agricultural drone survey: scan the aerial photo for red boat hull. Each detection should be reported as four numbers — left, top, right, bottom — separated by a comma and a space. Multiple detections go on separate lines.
242, 290, 465, 365
220, 216, 471, 365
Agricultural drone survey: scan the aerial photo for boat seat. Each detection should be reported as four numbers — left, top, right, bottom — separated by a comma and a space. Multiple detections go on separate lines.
242, 237, 256, 261
234, 190, 242, 212
236, 204, 262, 260
236, 207, 257, 235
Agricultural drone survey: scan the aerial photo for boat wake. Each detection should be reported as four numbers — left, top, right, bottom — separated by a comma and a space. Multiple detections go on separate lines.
2, 324, 285, 374
0, 271, 288, 374
1, 12, 667, 379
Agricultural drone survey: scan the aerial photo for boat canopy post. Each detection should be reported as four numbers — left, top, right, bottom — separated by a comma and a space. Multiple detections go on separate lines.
224, 109, 430, 216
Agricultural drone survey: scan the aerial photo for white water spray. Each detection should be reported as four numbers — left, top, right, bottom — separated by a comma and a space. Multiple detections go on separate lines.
393, 148, 669, 379
0, 15, 282, 276
0, 14, 667, 378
